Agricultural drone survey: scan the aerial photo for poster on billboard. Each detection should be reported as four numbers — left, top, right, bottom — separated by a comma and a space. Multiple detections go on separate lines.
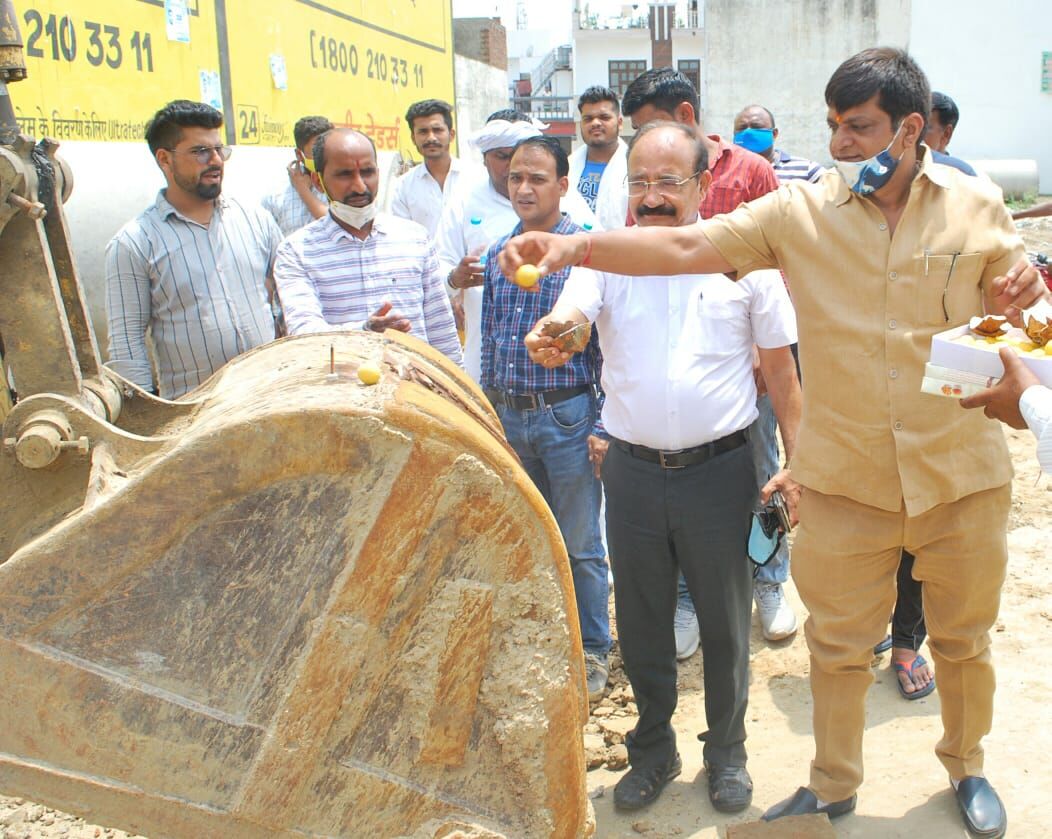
9, 0, 455, 158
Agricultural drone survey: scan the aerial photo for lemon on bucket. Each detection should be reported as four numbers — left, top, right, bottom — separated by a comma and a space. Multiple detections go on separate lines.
358, 362, 382, 385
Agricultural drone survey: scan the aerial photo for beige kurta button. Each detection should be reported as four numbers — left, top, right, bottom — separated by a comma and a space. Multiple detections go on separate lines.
888, 271, 898, 280
889, 369, 899, 379
894, 420, 904, 430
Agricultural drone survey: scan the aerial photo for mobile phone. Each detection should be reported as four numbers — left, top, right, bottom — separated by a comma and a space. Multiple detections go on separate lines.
770, 490, 792, 533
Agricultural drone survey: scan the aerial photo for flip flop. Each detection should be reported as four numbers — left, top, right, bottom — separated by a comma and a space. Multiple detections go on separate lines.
874, 634, 893, 655
892, 654, 936, 700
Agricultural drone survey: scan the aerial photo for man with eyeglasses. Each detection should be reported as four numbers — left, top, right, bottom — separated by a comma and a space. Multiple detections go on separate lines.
620, 68, 797, 653
106, 100, 283, 399
524, 121, 800, 815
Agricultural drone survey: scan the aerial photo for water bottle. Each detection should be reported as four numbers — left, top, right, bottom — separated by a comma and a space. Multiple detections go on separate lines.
468, 216, 488, 267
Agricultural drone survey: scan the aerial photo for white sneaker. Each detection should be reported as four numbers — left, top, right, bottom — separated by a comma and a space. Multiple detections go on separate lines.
754, 582, 798, 641
674, 601, 700, 660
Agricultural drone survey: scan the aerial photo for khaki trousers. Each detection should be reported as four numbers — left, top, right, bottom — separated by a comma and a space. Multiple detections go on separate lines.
792, 484, 1010, 802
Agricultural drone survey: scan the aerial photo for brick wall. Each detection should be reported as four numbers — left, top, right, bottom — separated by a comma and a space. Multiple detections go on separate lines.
453, 18, 508, 71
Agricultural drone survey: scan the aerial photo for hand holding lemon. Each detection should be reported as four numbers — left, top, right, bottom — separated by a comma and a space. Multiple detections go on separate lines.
514, 264, 541, 289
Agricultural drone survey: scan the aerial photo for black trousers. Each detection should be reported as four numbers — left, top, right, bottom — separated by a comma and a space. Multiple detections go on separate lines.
892, 550, 927, 650
602, 440, 756, 769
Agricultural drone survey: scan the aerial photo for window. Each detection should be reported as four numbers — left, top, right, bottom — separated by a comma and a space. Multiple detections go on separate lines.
608, 60, 647, 97
678, 59, 700, 93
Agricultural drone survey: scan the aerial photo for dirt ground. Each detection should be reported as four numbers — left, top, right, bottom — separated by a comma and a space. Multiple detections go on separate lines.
2, 223, 1050, 839
585, 425, 1051, 839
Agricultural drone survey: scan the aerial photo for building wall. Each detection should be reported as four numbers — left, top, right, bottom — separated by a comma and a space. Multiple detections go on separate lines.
453, 54, 511, 142
574, 29, 651, 93
453, 18, 509, 70
909, 0, 1052, 193
573, 27, 705, 110
702, 0, 911, 162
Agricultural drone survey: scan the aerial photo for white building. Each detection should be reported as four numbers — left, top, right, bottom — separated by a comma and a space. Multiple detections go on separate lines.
574, 1, 703, 106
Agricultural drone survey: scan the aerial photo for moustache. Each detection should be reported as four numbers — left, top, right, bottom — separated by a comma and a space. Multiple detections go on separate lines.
635, 204, 676, 217
340, 190, 375, 204
201, 167, 222, 177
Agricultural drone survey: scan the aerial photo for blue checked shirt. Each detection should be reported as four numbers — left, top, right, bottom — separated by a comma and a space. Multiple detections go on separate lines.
480, 214, 604, 432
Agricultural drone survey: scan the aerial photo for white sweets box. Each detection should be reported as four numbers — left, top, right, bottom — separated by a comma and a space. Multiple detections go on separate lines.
922, 324, 1052, 399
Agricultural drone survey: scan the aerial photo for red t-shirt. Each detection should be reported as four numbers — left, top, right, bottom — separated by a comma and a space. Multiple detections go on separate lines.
699, 135, 779, 219
626, 134, 779, 225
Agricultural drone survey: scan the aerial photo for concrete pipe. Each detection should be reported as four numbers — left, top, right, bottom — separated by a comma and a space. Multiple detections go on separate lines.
969, 160, 1040, 199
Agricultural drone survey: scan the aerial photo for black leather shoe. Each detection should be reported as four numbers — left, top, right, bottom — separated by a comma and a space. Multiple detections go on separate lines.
955, 776, 1007, 838
762, 786, 857, 822
705, 761, 753, 813
613, 753, 682, 811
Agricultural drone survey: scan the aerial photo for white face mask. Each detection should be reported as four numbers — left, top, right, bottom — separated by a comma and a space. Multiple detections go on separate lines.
329, 197, 378, 229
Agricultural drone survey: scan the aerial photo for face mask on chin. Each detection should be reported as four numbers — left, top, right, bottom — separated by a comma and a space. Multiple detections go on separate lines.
833, 122, 906, 196
329, 198, 378, 229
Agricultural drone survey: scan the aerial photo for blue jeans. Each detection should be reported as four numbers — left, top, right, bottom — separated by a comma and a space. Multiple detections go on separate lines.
496, 391, 611, 656
675, 398, 789, 611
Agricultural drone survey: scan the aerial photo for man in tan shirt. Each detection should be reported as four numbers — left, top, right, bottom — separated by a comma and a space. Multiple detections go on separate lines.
503, 48, 1049, 838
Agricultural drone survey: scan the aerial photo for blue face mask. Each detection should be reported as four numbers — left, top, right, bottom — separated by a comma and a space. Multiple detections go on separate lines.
833, 122, 905, 196
733, 127, 775, 155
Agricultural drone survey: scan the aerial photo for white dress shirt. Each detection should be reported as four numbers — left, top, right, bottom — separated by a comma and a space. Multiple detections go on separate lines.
435, 174, 600, 382
1020, 385, 1052, 474
390, 156, 470, 238
558, 240, 796, 449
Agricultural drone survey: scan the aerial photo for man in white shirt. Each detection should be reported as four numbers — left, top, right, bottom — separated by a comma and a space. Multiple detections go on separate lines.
525, 121, 801, 815
272, 128, 461, 364
390, 99, 468, 238
961, 345, 1052, 473
261, 115, 331, 236
436, 110, 597, 381
568, 86, 629, 232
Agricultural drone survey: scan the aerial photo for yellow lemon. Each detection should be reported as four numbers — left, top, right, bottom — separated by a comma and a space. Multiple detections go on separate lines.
357, 362, 382, 385
514, 264, 541, 288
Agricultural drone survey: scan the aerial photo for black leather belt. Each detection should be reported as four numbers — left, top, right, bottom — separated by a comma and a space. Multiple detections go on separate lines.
613, 429, 748, 470
485, 385, 591, 412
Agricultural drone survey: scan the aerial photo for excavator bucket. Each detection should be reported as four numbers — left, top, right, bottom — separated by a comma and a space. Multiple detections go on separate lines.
0, 331, 595, 838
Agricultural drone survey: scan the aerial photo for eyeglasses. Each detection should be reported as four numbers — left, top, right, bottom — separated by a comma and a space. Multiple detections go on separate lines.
166, 145, 233, 164
625, 170, 702, 197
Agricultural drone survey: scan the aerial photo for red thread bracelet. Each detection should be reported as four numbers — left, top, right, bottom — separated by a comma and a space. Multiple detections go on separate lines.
578, 235, 593, 267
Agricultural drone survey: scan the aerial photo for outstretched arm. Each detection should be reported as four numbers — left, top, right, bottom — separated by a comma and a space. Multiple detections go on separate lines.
498, 225, 734, 285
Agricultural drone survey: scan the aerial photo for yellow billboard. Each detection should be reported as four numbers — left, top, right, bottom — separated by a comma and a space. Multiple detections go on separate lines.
9, 0, 455, 156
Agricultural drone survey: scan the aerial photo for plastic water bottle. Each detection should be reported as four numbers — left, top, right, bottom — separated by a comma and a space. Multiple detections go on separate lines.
469, 216, 488, 267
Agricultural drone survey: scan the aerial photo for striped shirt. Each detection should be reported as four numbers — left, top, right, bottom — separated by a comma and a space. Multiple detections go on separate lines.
261, 182, 328, 237
273, 212, 462, 364
480, 214, 603, 404
772, 149, 824, 184
105, 191, 281, 399
700, 135, 780, 218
